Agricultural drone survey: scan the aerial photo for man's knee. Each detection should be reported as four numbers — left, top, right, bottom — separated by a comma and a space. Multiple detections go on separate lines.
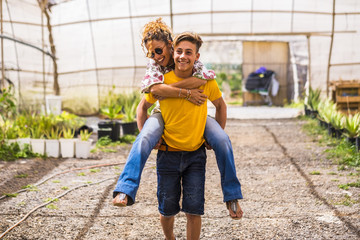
185, 213, 201, 221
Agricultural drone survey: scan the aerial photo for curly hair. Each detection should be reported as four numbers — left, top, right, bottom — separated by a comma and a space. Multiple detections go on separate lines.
141, 18, 173, 57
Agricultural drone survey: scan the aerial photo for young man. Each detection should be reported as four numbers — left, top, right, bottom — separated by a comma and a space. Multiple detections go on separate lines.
138, 32, 242, 240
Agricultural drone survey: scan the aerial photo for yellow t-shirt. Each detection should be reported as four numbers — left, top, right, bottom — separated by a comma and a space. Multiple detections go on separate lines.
145, 71, 222, 151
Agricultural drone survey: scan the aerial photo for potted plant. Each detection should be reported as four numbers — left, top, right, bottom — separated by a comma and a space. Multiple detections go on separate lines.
330, 111, 345, 139
343, 113, 360, 147
17, 127, 31, 150
98, 104, 123, 141
122, 101, 138, 136
305, 87, 321, 118
45, 127, 61, 158
30, 124, 45, 155
318, 100, 337, 137
4, 120, 18, 145
75, 129, 93, 159
59, 127, 77, 158
316, 101, 327, 129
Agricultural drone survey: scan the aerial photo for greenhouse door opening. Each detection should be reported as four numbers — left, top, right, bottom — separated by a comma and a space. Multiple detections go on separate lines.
242, 41, 289, 106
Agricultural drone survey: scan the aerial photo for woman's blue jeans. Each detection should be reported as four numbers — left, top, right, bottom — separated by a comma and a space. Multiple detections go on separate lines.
113, 113, 243, 205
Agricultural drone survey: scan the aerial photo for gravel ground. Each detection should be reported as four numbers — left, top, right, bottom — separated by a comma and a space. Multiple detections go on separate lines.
0, 118, 359, 239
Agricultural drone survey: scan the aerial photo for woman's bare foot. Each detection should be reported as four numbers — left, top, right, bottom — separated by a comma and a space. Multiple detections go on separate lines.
226, 199, 243, 220
112, 193, 128, 207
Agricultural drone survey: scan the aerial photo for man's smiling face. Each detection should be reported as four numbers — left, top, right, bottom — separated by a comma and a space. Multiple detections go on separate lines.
173, 40, 200, 77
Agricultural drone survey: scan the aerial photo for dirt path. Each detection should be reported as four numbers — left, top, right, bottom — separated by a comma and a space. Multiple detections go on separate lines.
0, 119, 359, 239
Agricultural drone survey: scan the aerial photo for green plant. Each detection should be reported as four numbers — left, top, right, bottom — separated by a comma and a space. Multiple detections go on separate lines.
0, 86, 17, 122
2, 120, 19, 139
343, 113, 360, 138
123, 101, 137, 122
303, 118, 360, 167
100, 104, 123, 121
22, 185, 39, 191
330, 111, 345, 130
335, 194, 358, 206
120, 134, 136, 144
15, 174, 28, 178
43, 198, 59, 203
45, 127, 62, 140
56, 111, 86, 130
309, 171, 321, 175
79, 129, 92, 141
96, 136, 112, 147
4, 193, 18, 198
46, 204, 58, 210
30, 124, 45, 139
305, 87, 321, 111
62, 127, 75, 139
18, 127, 30, 138
317, 99, 337, 124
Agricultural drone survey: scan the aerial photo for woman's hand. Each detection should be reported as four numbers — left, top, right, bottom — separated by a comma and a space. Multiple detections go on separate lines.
187, 89, 208, 106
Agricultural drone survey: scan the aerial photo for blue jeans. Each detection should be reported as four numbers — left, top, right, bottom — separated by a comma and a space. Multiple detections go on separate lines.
204, 117, 243, 202
157, 147, 206, 216
113, 113, 243, 204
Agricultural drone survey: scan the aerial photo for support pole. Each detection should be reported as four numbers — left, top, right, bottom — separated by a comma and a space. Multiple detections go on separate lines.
326, 0, 336, 97
41, 1, 46, 113
307, 35, 312, 88
86, 0, 100, 111
128, 0, 137, 87
170, 0, 173, 30
210, 0, 213, 33
1, 0, 4, 89
5, 0, 22, 104
42, 5, 59, 95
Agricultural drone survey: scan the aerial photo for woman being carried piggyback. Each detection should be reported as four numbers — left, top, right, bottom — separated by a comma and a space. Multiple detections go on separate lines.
112, 18, 243, 220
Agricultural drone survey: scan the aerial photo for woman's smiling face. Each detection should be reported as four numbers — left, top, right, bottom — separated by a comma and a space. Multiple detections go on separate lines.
145, 40, 172, 67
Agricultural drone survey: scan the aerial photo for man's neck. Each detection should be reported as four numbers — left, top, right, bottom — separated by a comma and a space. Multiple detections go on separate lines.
174, 68, 193, 79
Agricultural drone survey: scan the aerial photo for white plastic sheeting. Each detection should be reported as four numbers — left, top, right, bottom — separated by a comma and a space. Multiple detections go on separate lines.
1, 0, 359, 113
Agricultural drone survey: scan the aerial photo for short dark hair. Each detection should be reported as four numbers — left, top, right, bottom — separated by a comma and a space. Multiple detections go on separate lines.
173, 32, 203, 53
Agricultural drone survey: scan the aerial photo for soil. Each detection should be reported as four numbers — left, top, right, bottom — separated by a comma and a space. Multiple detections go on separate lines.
0, 118, 359, 239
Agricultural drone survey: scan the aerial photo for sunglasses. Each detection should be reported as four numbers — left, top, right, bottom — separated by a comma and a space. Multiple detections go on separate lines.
147, 45, 165, 58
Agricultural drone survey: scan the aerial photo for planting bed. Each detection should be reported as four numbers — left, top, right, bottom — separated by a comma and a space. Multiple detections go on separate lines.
0, 118, 359, 239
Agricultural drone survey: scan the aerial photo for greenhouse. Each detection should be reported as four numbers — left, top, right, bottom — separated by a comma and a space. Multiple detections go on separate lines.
0, 0, 358, 113
0, 0, 360, 239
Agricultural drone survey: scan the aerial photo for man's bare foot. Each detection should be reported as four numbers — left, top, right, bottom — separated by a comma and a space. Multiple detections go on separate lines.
112, 193, 128, 207
226, 199, 243, 220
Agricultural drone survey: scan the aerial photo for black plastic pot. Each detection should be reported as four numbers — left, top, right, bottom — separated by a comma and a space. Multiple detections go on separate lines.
327, 124, 336, 137
98, 128, 112, 140
347, 137, 356, 145
334, 129, 343, 139
309, 110, 318, 119
356, 137, 360, 151
122, 121, 138, 136
318, 119, 327, 129
98, 120, 121, 142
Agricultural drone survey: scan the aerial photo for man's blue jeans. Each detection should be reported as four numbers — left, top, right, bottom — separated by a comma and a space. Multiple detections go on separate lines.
113, 113, 243, 205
